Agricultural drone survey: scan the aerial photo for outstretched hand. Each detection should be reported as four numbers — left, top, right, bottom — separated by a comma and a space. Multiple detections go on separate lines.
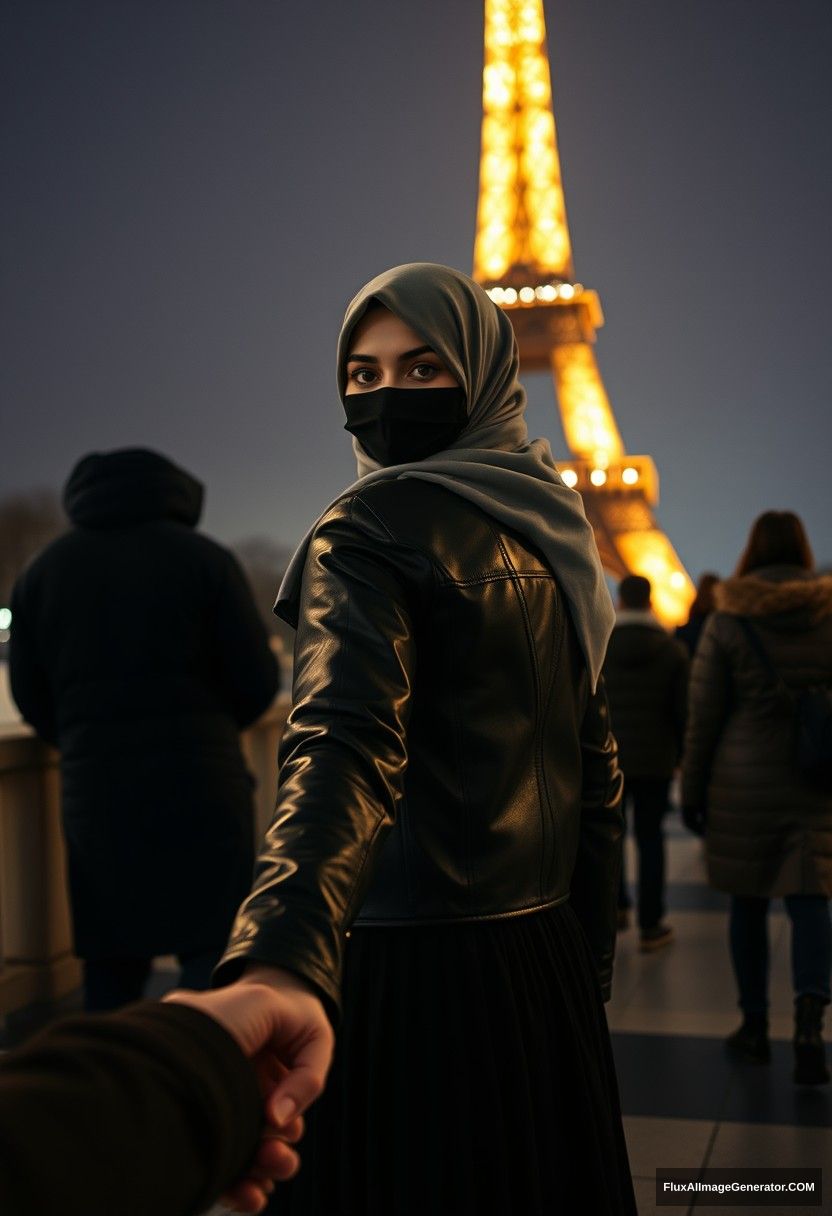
163, 971, 334, 1213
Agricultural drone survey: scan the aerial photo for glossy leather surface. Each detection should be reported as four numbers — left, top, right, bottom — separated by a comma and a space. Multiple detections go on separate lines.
216, 479, 624, 1021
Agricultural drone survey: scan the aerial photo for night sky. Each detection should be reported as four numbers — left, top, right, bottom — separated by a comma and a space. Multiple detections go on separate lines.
3, 0, 831, 581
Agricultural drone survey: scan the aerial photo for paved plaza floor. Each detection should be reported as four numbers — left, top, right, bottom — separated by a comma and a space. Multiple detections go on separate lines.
610, 813, 832, 1216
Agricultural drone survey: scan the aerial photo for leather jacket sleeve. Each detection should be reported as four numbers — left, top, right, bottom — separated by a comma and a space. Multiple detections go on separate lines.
568, 678, 624, 1001
215, 499, 416, 1025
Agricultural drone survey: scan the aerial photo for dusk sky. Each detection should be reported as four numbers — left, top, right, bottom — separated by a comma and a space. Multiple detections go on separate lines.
3, 0, 831, 582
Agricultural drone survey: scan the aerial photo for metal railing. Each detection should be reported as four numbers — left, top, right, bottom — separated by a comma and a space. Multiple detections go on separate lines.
0, 697, 290, 1016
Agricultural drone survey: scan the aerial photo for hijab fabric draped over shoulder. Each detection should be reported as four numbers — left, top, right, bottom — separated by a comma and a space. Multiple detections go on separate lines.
277, 262, 614, 691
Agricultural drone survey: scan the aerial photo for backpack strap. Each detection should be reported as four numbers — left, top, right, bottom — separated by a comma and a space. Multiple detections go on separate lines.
736, 616, 792, 702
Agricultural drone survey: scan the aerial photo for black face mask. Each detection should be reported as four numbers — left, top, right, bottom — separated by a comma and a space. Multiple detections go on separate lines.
343, 386, 468, 466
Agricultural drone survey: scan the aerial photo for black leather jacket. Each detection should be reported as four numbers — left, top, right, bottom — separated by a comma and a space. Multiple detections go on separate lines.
216, 479, 624, 1022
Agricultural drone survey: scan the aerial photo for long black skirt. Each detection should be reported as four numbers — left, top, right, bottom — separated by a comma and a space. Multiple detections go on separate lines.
269, 901, 636, 1215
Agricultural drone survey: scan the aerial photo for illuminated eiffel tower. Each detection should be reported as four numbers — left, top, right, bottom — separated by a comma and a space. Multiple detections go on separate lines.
472, 0, 693, 624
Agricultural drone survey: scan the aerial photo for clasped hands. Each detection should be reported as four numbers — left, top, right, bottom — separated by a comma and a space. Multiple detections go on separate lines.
164, 967, 334, 1214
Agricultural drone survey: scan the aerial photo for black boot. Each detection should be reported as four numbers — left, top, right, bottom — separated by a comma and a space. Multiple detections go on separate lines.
726, 1012, 770, 1064
793, 994, 830, 1085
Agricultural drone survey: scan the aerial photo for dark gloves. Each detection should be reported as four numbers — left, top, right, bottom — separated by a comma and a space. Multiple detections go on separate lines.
682, 805, 707, 837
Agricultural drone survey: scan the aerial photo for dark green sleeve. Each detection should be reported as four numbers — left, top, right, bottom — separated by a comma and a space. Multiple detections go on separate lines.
0, 1002, 261, 1216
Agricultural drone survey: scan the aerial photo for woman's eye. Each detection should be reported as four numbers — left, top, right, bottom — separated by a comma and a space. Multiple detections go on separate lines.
410, 363, 438, 381
351, 368, 378, 386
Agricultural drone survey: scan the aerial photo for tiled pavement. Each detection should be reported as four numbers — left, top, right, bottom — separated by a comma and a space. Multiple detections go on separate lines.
610, 813, 832, 1216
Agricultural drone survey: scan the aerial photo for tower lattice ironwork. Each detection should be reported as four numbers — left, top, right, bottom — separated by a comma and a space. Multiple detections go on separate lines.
473, 0, 693, 624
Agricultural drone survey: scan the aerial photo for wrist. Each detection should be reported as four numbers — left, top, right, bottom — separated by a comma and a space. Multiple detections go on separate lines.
241, 963, 320, 1002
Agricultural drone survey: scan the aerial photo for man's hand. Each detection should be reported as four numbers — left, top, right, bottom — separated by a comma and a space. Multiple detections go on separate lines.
164, 972, 334, 1214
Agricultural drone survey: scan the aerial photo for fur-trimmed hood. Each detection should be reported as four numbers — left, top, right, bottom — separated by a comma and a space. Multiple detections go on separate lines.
715, 565, 832, 629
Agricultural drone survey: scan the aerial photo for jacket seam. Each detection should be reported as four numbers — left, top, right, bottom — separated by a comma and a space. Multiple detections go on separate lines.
354, 491, 553, 589
340, 811, 389, 936
352, 891, 571, 927
353, 491, 431, 914
437, 571, 553, 587
332, 498, 392, 933
446, 598, 475, 898
399, 793, 415, 911
493, 531, 547, 902
351, 494, 447, 615
352, 493, 398, 542
539, 585, 565, 893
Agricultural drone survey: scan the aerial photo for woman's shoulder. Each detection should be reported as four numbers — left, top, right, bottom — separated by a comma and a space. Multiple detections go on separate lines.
311, 477, 528, 586
315, 479, 479, 545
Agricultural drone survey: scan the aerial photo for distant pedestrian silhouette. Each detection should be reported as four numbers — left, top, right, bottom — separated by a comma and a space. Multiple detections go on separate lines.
682, 511, 832, 1084
674, 571, 719, 657
603, 574, 689, 951
10, 449, 280, 1010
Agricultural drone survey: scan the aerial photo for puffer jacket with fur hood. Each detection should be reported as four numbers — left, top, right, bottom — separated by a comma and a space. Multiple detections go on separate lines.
682, 564, 832, 896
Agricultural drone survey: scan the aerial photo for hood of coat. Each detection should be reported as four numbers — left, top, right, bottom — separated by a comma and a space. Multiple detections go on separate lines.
64, 448, 204, 530
715, 565, 832, 632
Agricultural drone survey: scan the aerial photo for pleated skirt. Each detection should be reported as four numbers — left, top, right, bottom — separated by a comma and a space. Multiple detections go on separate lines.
268, 901, 637, 1216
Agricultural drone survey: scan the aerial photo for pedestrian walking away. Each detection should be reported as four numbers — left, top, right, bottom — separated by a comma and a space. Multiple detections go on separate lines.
682, 510, 832, 1084
9, 449, 280, 1010
603, 573, 689, 951
675, 570, 719, 657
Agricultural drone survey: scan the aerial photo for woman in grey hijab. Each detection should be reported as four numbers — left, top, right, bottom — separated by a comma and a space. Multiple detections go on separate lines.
216, 264, 635, 1216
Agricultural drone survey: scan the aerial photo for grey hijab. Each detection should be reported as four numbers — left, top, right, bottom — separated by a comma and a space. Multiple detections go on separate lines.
277, 262, 614, 690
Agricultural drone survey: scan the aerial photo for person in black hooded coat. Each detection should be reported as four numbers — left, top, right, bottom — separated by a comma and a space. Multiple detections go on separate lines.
9, 448, 280, 1011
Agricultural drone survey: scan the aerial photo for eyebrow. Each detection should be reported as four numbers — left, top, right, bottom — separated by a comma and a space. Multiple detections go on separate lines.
346, 345, 435, 364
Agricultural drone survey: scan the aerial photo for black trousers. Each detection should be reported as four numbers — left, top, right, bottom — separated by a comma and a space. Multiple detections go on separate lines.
617, 776, 671, 931
729, 894, 832, 1015
83, 948, 224, 1012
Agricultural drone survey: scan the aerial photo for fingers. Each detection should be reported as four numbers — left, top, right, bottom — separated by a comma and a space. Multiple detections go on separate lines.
252, 1135, 301, 1180
219, 1178, 271, 1213
250, 1118, 304, 1174
219, 1110, 305, 1213
220, 1142, 301, 1213
264, 1113, 304, 1145
267, 1027, 332, 1125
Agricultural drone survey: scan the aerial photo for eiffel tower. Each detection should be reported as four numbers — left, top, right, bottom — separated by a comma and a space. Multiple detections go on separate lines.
472, 0, 693, 624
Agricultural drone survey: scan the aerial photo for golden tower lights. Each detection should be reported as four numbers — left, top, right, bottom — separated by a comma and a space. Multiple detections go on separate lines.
473, 0, 694, 625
